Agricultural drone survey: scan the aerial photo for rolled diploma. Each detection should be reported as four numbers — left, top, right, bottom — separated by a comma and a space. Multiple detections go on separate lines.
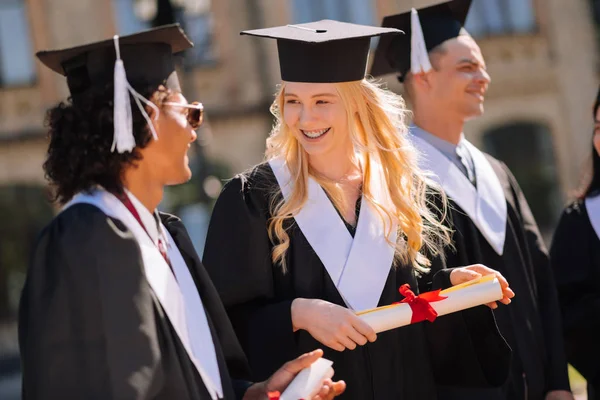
280, 357, 334, 400
357, 275, 503, 333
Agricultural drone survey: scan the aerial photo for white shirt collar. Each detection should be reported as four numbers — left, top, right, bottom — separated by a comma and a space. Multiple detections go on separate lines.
124, 188, 161, 245
409, 135, 507, 255
585, 194, 600, 241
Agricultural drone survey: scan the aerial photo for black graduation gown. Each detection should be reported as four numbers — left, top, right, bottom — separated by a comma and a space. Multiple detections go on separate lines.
425, 155, 570, 400
19, 203, 251, 400
550, 200, 600, 395
203, 163, 510, 400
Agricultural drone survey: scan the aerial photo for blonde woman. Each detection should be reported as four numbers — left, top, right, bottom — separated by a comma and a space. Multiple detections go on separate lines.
203, 20, 513, 399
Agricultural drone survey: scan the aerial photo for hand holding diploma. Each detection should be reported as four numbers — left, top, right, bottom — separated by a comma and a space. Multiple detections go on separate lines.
291, 264, 514, 349
357, 265, 516, 334
449, 264, 515, 309
291, 299, 377, 352
243, 349, 345, 400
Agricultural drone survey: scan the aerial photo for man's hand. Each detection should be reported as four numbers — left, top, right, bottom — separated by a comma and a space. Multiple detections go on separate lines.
243, 349, 346, 400
545, 390, 575, 400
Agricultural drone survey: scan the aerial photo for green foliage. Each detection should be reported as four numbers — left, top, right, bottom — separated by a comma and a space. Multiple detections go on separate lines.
0, 185, 54, 319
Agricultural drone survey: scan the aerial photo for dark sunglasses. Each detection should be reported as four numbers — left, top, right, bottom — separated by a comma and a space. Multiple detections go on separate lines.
163, 101, 204, 129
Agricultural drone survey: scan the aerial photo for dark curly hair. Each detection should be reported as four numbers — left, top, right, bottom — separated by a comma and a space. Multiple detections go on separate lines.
579, 90, 600, 199
43, 84, 170, 205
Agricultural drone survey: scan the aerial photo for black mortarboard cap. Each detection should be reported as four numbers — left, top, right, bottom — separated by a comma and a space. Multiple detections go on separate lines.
241, 20, 402, 83
370, 0, 472, 80
37, 24, 193, 98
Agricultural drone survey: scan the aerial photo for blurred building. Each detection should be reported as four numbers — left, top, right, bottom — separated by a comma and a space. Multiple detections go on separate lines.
0, 0, 598, 395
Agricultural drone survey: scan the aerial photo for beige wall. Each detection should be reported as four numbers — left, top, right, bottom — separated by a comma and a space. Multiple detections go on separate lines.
0, 0, 118, 185
466, 0, 598, 200
374, 0, 598, 203
0, 139, 47, 185
0, 0, 598, 197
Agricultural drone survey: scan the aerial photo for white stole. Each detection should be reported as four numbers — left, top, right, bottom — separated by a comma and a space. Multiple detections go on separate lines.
63, 189, 223, 400
269, 158, 397, 312
585, 194, 600, 241
410, 135, 508, 255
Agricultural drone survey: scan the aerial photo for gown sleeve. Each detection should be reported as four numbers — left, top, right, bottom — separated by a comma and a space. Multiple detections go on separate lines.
504, 163, 571, 392
19, 204, 164, 400
550, 202, 600, 387
202, 174, 298, 380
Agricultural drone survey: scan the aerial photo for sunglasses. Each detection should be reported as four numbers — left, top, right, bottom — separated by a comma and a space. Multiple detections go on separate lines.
163, 101, 204, 129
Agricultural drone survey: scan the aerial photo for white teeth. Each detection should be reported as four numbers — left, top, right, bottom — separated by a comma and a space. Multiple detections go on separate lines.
301, 128, 330, 138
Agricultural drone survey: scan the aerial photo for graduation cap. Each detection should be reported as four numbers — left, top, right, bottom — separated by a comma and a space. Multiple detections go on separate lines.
37, 24, 193, 153
370, 0, 472, 81
241, 20, 402, 83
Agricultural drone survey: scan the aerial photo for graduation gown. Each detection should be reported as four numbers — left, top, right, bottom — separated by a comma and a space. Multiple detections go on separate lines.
19, 202, 251, 399
203, 162, 510, 400
420, 150, 571, 400
550, 197, 600, 395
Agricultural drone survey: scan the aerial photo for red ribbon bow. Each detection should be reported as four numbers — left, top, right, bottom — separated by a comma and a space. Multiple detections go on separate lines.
397, 284, 447, 324
268, 390, 305, 400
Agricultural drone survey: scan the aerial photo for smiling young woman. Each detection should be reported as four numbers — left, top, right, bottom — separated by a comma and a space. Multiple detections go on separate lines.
203, 19, 512, 400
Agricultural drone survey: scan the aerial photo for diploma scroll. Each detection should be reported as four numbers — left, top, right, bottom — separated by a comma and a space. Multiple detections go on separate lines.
357, 275, 503, 333
279, 357, 334, 400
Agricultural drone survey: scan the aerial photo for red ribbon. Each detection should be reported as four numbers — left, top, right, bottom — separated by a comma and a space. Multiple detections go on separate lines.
396, 284, 447, 324
267, 390, 305, 400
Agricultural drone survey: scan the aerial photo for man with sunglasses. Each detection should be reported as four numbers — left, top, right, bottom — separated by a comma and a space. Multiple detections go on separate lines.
18, 25, 345, 400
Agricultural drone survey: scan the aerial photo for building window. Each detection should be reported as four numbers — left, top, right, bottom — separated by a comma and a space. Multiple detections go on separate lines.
465, 0, 536, 37
0, 0, 36, 87
290, 0, 376, 26
113, 0, 152, 34
482, 122, 561, 239
112, 0, 216, 67
174, 2, 216, 68
592, 0, 600, 23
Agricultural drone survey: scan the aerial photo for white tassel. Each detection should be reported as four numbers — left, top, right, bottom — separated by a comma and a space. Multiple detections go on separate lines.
112, 35, 135, 153
410, 8, 432, 75
111, 35, 160, 153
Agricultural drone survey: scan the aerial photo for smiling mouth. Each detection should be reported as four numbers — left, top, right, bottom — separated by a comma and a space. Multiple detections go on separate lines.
301, 127, 330, 139
468, 91, 485, 100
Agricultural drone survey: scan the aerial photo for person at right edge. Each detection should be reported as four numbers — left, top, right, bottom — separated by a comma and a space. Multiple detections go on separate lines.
371, 1, 572, 399
550, 86, 600, 400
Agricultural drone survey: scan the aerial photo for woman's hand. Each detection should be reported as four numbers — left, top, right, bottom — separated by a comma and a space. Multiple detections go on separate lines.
291, 298, 377, 351
450, 264, 515, 309
243, 349, 346, 400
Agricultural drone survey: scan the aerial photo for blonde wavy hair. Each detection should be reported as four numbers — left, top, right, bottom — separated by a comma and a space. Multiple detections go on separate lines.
265, 78, 452, 272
